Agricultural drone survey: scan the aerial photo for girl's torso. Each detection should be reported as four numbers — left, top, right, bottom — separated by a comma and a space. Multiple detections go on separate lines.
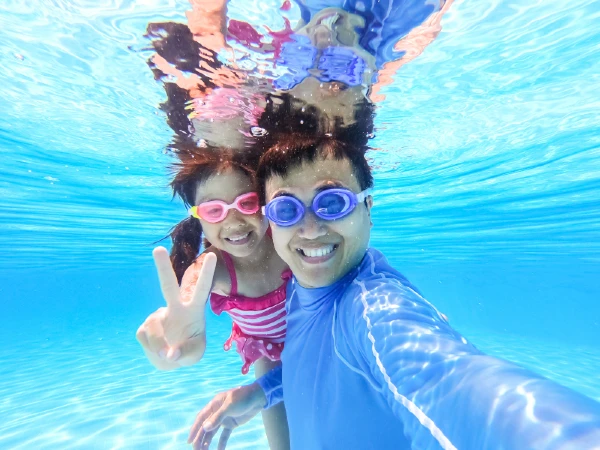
209, 248, 291, 374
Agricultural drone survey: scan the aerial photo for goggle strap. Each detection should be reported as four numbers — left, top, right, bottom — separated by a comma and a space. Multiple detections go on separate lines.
356, 188, 373, 203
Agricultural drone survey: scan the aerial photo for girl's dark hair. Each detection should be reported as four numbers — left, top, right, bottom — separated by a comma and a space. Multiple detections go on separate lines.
145, 22, 220, 140
168, 138, 260, 283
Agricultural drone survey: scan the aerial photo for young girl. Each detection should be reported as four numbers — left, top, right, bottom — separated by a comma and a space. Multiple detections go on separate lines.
136, 139, 290, 450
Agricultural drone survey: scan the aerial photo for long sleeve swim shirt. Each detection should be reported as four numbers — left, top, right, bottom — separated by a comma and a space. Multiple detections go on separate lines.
294, 0, 443, 69
257, 248, 600, 450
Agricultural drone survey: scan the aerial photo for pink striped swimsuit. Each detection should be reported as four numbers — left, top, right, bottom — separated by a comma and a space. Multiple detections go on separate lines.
209, 251, 292, 374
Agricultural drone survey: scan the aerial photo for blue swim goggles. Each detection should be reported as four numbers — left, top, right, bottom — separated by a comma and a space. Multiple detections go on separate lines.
262, 188, 372, 227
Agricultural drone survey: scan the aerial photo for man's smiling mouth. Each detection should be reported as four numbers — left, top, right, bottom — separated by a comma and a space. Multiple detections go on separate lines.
296, 244, 339, 263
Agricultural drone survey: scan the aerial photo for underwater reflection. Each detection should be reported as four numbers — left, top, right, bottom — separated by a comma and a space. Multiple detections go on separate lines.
146, 0, 453, 147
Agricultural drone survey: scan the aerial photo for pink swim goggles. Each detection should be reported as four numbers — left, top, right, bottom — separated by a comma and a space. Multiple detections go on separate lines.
189, 192, 260, 223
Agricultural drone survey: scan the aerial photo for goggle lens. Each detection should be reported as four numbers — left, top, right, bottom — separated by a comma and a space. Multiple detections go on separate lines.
266, 197, 303, 225
264, 188, 369, 227
315, 191, 351, 218
198, 204, 225, 220
238, 195, 259, 213
191, 192, 260, 223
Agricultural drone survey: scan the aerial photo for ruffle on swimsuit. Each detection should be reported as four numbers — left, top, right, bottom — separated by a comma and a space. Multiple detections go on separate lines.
210, 251, 292, 374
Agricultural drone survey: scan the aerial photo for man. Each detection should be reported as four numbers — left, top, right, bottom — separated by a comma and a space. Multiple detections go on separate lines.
186, 133, 600, 449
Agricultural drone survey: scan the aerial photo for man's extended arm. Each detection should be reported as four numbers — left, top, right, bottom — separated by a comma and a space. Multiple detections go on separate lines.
345, 273, 600, 449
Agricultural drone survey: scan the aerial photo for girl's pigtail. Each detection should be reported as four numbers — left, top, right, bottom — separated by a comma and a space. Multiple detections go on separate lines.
169, 217, 203, 284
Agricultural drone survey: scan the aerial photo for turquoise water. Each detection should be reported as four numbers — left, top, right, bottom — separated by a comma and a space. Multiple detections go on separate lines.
1, 0, 600, 449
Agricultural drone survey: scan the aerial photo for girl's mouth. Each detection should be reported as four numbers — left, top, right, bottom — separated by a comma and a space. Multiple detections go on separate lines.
225, 231, 252, 245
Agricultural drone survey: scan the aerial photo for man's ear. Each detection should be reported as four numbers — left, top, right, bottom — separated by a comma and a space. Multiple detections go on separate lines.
365, 195, 373, 227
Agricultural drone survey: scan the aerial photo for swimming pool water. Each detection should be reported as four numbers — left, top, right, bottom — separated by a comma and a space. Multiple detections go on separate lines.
1, 307, 598, 449
1, 0, 599, 448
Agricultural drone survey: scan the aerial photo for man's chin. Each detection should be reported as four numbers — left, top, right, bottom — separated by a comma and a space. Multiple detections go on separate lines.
296, 276, 334, 289
293, 266, 339, 289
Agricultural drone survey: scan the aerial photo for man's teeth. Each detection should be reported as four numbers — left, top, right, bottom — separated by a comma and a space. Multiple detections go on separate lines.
228, 232, 250, 242
299, 245, 335, 258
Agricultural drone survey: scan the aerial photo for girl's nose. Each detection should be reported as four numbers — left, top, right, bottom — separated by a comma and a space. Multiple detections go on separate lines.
222, 208, 246, 227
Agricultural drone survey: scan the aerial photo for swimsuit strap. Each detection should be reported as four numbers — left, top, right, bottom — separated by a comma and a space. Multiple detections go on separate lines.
221, 251, 238, 295
281, 267, 293, 282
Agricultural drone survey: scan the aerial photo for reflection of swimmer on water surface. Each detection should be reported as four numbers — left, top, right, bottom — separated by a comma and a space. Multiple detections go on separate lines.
146, 0, 454, 148
286, 1, 455, 99
224, 1, 454, 101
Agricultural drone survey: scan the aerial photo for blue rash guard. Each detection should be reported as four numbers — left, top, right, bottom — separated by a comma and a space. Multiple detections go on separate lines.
294, 0, 442, 68
274, 1, 446, 89
257, 248, 600, 449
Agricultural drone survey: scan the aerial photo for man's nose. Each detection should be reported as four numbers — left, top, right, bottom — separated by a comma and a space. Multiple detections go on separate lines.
296, 210, 327, 239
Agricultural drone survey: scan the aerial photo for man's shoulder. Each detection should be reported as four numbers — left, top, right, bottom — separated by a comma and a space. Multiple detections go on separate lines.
339, 248, 445, 322
355, 248, 418, 292
338, 249, 420, 309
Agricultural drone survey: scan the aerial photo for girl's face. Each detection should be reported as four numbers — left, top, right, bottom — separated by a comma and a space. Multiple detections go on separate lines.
194, 169, 269, 257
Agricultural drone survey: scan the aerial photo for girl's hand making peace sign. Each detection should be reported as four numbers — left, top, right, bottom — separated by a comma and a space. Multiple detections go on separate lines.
136, 247, 217, 370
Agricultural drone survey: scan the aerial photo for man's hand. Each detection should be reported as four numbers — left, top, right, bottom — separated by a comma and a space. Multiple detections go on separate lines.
136, 247, 217, 370
188, 383, 266, 449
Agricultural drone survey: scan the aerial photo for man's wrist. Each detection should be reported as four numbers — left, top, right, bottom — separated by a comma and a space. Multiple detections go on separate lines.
254, 366, 283, 409
247, 381, 268, 409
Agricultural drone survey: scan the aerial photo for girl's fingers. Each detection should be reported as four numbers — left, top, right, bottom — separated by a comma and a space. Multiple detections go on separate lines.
190, 252, 217, 312
143, 311, 169, 353
175, 335, 206, 367
165, 347, 181, 361
153, 247, 181, 308
146, 334, 168, 355
135, 324, 150, 348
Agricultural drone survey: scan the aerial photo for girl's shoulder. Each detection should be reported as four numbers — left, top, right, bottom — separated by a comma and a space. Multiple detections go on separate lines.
194, 247, 231, 295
